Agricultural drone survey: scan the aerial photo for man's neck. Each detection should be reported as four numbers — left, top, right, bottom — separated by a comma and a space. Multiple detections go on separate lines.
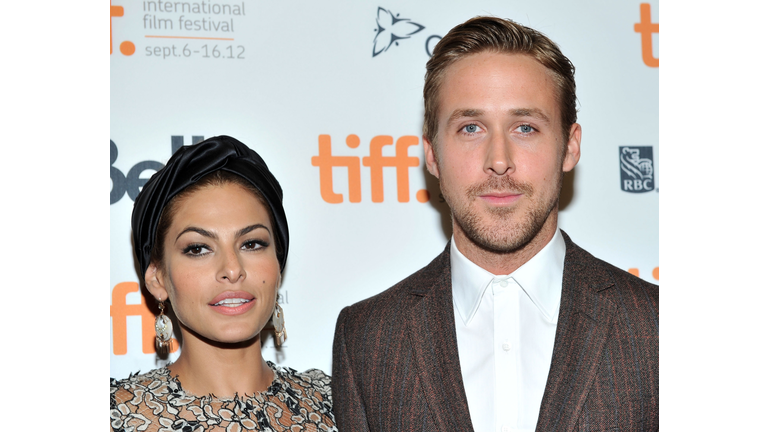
453, 213, 559, 276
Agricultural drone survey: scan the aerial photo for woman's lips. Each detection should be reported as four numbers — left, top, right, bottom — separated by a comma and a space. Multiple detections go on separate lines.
209, 291, 256, 315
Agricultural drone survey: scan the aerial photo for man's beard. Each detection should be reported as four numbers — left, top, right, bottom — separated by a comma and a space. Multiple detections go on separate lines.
444, 174, 562, 254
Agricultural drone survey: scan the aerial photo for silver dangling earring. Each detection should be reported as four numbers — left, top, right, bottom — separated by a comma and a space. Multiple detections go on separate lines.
155, 299, 173, 354
272, 302, 287, 346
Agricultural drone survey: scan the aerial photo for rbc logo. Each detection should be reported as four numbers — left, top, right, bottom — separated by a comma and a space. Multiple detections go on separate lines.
619, 146, 655, 193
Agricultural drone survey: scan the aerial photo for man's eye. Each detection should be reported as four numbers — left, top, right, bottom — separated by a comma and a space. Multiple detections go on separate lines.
519, 124, 534, 133
463, 124, 479, 134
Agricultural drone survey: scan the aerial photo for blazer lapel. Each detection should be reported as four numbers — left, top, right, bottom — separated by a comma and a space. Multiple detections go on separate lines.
405, 244, 475, 431
535, 233, 618, 432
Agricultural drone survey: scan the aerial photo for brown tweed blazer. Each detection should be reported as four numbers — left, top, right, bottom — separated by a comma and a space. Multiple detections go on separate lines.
332, 231, 659, 432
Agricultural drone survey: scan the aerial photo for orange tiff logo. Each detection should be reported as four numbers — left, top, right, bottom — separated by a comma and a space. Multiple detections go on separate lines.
634, 3, 659, 67
311, 134, 430, 204
110, 282, 179, 355
111, 1, 136, 55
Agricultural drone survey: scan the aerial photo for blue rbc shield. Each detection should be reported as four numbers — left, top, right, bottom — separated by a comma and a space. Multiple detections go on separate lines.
619, 146, 655, 193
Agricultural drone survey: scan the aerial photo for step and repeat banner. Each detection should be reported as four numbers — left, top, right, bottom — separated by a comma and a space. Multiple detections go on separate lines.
110, 0, 659, 379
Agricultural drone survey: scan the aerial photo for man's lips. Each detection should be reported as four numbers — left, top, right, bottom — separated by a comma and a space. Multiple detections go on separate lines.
478, 192, 522, 205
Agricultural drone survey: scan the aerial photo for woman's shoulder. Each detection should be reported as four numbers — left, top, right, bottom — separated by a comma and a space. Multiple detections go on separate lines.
110, 367, 186, 431
269, 362, 333, 403
111, 367, 173, 389
268, 362, 336, 428
271, 362, 331, 388
111, 367, 171, 384
110, 367, 178, 405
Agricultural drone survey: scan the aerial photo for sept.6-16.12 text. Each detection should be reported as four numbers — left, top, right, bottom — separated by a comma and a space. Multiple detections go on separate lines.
145, 44, 245, 60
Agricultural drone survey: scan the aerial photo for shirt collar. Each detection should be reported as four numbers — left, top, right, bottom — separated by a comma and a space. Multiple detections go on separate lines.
451, 229, 566, 326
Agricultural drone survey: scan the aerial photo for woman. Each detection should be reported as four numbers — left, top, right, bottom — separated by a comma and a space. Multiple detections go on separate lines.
110, 136, 336, 431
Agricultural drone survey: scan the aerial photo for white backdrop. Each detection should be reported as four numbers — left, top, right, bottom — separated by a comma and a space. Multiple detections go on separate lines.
110, 0, 658, 379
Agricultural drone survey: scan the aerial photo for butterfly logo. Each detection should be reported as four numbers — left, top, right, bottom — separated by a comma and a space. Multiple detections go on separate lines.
372, 7, 425, 57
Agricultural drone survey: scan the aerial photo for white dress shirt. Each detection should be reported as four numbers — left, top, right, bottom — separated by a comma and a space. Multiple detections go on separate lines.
451, 230, 566, 432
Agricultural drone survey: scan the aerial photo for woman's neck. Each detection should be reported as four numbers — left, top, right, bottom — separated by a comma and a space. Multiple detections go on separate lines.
167, 333, 274, 398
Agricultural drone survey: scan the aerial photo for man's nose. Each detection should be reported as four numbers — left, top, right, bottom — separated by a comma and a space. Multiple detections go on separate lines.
485, 132, 514, 175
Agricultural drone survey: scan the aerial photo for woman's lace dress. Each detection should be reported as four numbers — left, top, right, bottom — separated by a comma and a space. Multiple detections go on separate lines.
110, 362, 337, 431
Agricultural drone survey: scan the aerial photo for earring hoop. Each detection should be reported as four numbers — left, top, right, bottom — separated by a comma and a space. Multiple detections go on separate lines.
155, 299, 173, 354
272, 302, 287, 346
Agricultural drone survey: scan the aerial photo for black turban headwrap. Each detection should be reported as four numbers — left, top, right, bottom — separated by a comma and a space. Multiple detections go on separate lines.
131, 135, 289, 277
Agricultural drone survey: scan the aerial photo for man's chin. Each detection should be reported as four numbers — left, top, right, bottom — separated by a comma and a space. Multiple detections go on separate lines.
457, 221, 536, 254
469, 231, 537, 254
455, 208, 554, 255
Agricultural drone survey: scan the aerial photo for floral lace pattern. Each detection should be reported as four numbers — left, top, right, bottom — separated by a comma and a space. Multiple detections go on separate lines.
110, 362, 337, 431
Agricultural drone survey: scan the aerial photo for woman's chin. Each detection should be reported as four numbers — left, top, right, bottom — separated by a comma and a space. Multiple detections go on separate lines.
211, 330, 263, 346
182, 323, 263, 348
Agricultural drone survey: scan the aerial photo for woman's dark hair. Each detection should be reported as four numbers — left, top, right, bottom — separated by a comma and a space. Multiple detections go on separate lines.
132, 136, 290, 276
149, 170, 283, 270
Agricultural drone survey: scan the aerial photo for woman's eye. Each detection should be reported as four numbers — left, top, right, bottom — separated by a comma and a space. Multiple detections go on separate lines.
463, 124, 480, 134
242, 240, 267, 251
183, 244, 210, 256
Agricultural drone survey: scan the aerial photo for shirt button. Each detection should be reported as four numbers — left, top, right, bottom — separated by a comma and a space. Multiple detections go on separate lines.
499, 280, 508, 287
502, 426, 511, 432
502, 342, 511, 351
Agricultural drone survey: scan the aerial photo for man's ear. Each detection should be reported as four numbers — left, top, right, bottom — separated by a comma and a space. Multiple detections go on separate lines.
145, 263, 168, 302
424, 135, 440, 179
562, 123, 582, 172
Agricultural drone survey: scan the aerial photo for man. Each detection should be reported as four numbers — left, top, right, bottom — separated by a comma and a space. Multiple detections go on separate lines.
332, 16, 658, 432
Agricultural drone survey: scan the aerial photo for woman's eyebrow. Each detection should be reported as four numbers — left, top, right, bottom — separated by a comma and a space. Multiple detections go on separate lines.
236, 224, 270, 239
175, 224, 270, 242
176, 226, 216, 242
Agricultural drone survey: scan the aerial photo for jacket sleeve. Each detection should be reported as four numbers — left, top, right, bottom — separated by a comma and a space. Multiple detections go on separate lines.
332, 306, 372, 432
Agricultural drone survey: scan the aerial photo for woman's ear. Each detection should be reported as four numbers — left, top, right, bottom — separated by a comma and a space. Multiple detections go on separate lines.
145, 263, 168, 302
